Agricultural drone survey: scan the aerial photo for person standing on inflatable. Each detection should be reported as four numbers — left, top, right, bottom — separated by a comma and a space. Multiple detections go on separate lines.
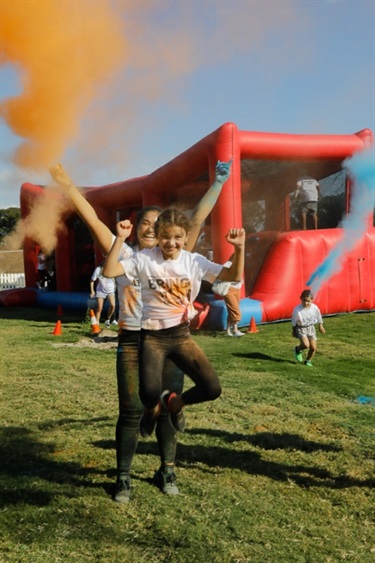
295, 175, 321, 230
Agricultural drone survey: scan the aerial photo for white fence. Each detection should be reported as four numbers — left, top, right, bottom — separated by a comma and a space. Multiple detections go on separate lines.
0, 273, 26, 290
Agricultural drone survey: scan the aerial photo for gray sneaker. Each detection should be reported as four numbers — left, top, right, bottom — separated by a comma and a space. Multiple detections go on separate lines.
113, 476, 131, 503
153, 467, 179, 495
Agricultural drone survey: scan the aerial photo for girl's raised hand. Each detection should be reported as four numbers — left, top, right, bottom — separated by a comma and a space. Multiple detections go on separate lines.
116, 220, 133, 240
49, 163, 73, 189
215, 160, 233, 183
225, 228, 246, 247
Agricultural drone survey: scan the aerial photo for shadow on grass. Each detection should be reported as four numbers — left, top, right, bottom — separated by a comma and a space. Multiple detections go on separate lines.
38, 416, 111, 430
175, 427, 374, 489
0, 422, 113, 507
93, 429, 374, 490
2, 419, 372, 510
90, 335, 119, 344
234, 351, 295, 364
189, 428, 342, 452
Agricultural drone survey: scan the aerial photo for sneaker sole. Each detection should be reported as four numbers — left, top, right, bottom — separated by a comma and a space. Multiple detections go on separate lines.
170, 410, 186, 433
163, 484, 179, 495
139, 405, 160, 438
161, 391, 185, 433
114, 493, 131, 503
113, 480, 131, 503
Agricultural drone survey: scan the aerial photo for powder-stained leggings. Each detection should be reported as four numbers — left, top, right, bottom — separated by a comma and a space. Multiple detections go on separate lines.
116, 330, 184, 479
139, 322, 222, 410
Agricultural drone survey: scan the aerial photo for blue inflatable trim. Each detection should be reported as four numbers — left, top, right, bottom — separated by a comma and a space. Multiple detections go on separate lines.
35, 290, 263, 330
36, 290, 91, 311
201, 295, 263, 331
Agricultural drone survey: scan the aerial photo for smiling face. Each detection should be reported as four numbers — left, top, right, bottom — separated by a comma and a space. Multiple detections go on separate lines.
158, 225, 189, 260
136, 209, 160, 250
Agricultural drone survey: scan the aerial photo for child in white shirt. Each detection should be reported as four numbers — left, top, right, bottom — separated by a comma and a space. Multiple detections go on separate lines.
292, 289, 325, 367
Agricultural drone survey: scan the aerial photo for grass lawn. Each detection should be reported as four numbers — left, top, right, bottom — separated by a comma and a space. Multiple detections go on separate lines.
0, 307, 374, 562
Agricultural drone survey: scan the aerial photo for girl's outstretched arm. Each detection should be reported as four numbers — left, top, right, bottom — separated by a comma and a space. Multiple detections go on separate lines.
49, 164, 113, 255
185, 160, 232, 251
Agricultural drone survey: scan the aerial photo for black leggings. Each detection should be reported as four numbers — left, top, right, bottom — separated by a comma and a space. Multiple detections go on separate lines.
116, 330, 184, 478
139, 323, 222, 410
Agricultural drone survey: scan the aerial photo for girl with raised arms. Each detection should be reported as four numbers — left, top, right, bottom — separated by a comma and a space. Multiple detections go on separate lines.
103, 208, 245, 440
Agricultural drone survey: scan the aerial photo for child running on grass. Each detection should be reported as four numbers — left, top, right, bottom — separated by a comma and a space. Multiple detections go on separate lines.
292, 289, 325, 367
103, 208, 245, 437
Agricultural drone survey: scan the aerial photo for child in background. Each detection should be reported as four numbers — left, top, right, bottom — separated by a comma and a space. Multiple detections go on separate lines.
292, 289, 325, 367
36, 249, 48, 289
103, 208, 245, 437
222, 254, 244, 337
90, 263, 117, 327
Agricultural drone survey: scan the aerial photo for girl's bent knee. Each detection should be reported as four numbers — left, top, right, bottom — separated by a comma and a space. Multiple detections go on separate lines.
209, 382, 222, 401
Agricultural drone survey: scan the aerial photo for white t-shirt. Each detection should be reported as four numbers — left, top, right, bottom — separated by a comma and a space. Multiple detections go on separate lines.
292, 303, 323, 327
119, 247, 223, 330
296, 177, 320, 203
37, 253, 46, 271
91, 266, 116, 295
115, 242, 143, 331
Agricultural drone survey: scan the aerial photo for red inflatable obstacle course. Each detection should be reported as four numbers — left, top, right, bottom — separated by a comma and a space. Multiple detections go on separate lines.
0, 287, 37, 308
18, 122, 374, 329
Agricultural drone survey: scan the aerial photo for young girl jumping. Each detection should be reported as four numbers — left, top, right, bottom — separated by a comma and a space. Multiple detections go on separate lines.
292, 289, 325, 367
103, 208, 245, 437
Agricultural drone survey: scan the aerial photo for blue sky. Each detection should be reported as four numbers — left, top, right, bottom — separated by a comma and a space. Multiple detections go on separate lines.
1, 0, 374, 208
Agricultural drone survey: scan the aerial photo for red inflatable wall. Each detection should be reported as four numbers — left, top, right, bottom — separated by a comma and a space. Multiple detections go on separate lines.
251, 229, 375, 321
20, 122, 374, 322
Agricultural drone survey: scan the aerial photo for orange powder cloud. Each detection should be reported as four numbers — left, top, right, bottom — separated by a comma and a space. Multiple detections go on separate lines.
4, 185, 73, 254
0, 0, 127, 170
0, 1, 306, 254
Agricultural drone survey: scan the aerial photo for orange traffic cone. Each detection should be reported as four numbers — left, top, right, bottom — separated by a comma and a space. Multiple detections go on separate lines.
89, 309, 101, 335
247, 316, 259, 334
52, 319, 62, 336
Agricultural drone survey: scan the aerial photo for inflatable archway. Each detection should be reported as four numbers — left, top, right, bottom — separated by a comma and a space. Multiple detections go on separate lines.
15, 122, 375, 328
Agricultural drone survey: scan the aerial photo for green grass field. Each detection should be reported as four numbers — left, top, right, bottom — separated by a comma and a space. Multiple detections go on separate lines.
0, 307, 374, 562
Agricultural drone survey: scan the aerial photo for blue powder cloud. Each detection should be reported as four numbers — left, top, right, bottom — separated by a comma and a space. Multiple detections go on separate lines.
307, 147, 375, 293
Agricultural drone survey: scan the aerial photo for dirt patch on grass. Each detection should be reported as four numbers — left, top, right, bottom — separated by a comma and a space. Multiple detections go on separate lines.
51, 329, 118, 349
